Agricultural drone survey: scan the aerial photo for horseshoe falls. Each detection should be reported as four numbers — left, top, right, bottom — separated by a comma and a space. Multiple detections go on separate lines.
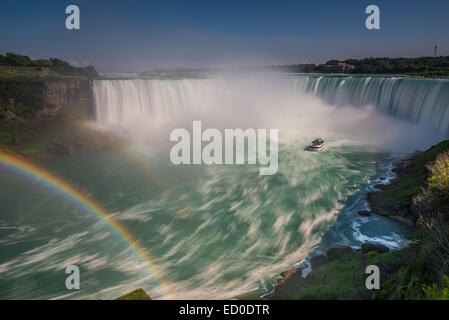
294, 76, 449, 134
0, 74, 447, 300
93, 76, 449, 135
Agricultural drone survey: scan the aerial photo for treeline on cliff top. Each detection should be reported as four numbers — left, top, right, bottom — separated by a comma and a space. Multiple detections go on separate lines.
0, 52, 98, 78
270, 56, 449, 77
345, 56, 449, 76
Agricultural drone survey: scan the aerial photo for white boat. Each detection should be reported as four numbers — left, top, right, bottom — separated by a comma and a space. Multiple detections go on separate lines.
306, 138, 325, 152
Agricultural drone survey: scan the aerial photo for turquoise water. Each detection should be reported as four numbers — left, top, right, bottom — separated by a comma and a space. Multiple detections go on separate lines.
0, 139, 412, 300
0, 75, 442, 300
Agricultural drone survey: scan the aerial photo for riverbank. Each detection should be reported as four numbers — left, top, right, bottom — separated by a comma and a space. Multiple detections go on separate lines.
267, 140, 449, 300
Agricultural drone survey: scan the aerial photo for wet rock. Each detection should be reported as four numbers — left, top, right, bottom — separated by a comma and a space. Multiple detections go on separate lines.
389, 215, 414, 226
397, 160, 412, 169
374, 184, 388, 190
358, 210, 371, 216
361, 243, 390, 254
276, 269, 299, 286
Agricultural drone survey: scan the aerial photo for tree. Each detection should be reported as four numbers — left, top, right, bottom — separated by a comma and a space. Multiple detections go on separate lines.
5, 53, 33, 66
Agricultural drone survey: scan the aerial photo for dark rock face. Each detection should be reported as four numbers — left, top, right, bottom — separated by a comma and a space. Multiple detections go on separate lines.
358, 210, 371, 216
396, 160, 412, 169
389, 215, 414, 226
276, 269, 299, 286
39, 79, 95, 121
310, 254, 328, 269
0, 80, 47, 115
374, 184, 388, 190
309, 246, 353, 269
0, 79, 95, 122
366, 191, 389, 216
329, 245, 352, 251
361, 243, 390, 254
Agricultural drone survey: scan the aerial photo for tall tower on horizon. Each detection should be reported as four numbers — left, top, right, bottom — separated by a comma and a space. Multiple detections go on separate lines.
434, 45, 438, 57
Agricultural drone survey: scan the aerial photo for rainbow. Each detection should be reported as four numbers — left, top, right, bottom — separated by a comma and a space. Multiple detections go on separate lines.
0, 151, 174, 299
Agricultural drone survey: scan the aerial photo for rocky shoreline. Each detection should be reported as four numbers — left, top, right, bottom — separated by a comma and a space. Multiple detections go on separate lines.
267, 243, 391, 299
266, 150, 425, 299
365, 158, 417, 226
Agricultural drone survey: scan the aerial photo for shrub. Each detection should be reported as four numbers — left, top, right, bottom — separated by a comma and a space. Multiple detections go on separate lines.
5, 52, 33, 66
0, 53, 98, 77
427, 151, 449, 194
423, 276, 449, 300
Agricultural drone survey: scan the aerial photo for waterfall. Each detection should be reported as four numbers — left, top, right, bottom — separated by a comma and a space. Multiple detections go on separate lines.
93, 79, 222, 124
294, 76, 449, 134
93, 76, 449, 135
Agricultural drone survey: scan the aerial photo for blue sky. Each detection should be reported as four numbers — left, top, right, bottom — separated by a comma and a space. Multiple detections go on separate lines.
1, 0, 448, 72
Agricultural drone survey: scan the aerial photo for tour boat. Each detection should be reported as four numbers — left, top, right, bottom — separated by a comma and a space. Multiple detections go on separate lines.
306, 138, 325, 152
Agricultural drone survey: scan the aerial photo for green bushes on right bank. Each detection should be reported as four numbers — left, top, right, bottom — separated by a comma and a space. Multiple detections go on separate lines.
374, 141, 449, 300
272, 141, 449, 300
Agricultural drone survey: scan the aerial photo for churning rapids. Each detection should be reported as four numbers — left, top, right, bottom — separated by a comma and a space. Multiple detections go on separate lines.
0, 75, 448, 299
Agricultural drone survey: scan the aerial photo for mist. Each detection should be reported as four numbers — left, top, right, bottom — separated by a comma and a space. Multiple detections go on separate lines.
92, 75, 443, 155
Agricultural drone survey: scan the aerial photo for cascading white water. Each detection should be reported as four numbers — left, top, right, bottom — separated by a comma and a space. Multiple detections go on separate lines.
94, 76, 449, 135
93, 79, 224, 124
294, 76, 449, 134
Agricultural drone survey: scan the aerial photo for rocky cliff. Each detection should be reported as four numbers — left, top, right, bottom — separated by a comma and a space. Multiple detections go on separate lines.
0, 79, 113, 157
0, 79, 95, 122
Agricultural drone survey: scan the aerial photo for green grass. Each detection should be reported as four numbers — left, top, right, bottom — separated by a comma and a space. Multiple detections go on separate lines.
0, 66, 42, 80
284, 258, 362, 300
272, 250, 406, 300
423, 276, 449, 299
0, 65, 69, 81
116, 288, 152, 300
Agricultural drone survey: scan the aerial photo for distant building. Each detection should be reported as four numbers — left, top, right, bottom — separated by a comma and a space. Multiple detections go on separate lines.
322, 62, 355, 73
434, 45, 438, 57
